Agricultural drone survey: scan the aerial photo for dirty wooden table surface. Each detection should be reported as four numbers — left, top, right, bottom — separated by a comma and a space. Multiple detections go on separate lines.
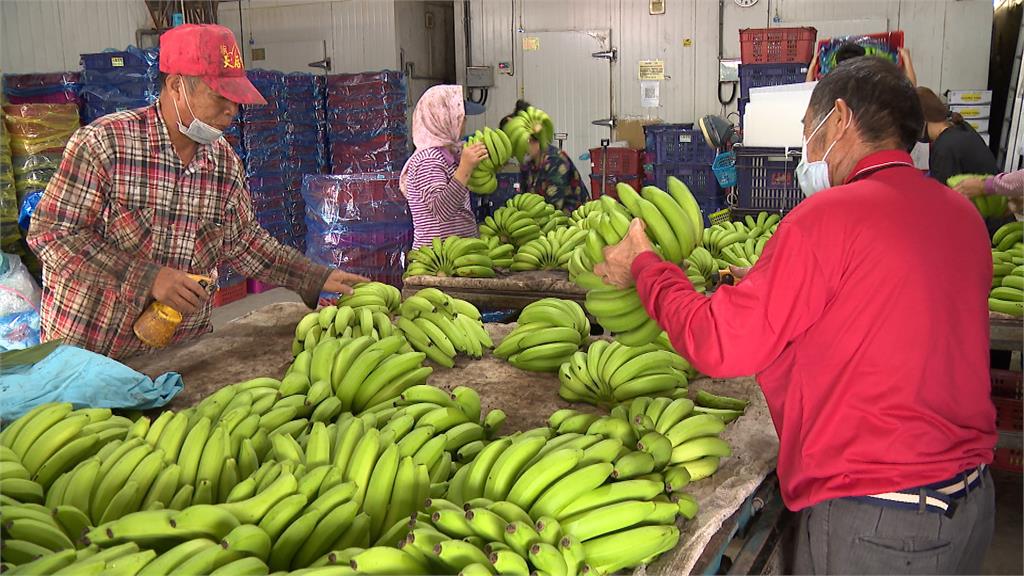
402, 271, 586, 312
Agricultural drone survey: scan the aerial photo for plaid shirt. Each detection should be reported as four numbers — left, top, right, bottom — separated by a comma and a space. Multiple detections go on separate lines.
28, 103, 329, 359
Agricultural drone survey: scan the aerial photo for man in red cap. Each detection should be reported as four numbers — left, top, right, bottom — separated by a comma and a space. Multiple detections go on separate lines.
29, 24, 367, 359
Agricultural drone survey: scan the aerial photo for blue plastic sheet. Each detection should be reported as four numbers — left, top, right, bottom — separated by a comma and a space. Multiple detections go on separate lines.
0, 345, 183, 424
17, 190, 42, 231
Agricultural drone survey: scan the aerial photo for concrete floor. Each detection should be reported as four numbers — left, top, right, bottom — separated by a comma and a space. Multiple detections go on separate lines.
210, 289, 1024, 574
984, 469, 1024, 575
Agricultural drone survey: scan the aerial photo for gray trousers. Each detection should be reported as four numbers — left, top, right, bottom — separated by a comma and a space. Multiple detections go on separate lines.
793, 469, 994, 574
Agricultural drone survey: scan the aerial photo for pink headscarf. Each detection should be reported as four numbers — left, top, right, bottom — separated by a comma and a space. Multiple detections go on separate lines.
400, 85, 466, 195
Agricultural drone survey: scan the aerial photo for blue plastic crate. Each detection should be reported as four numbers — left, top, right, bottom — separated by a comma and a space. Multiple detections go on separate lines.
645, 124, 716, 165
738, 63, 809, 100
80, 48, 157, 71
649, 162, 719, 198
734, 146, 803, 213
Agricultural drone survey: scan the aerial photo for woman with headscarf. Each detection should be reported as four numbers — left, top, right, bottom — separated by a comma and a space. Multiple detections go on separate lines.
916, 86, 997, 185
500, 100, 588, 212
401, 85, 488, 248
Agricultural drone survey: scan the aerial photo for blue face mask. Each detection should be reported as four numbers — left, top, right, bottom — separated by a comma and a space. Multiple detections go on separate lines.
172, 80, 223, 146
795, 107, 840, 197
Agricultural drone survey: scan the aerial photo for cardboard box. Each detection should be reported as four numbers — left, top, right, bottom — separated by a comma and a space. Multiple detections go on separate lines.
615, 118, 664, 150
951, 104, 991, 119
966, 118, 990, 133
947, 90, 993, 105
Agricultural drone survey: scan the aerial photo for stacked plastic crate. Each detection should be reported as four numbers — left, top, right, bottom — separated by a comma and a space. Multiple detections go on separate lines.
2, 103, 80, 276
643, 124, 722, 224
79, 47, 159, 125
301, 173, 412, 288
243, 71, 324, 253
733, 28, 817, 214
1, 73, 81, 261
325, 71, 408, 174
3, 73, 80, 106
589, 147, 644, 199
737, 63, 808, 129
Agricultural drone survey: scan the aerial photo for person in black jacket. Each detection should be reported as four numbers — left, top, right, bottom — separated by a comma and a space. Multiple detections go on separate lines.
917, 86, 997, 185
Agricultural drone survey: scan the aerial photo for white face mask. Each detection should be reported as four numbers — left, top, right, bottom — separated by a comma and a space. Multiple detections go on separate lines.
795, 107, 840, 197
172, 79, 223, 145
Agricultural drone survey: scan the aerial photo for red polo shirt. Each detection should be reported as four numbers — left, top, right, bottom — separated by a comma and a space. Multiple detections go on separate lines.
632, 150, 997, 511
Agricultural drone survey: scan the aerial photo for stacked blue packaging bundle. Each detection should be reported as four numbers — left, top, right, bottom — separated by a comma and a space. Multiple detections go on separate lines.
241, 70, 325, 254
325, 71, 408, 174
301, 173, 412, 287
79, 47, 159, 125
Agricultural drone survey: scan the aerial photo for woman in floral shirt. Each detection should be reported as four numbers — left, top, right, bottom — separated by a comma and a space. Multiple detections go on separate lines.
501, 101, 588, 212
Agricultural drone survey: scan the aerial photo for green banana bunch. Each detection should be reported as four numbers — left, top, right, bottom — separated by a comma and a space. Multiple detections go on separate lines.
291, 282, 401, 354
990, 243, 1024, 317
485, 235, 516, 269
948, 174, 1009, 218
511, 227, 589, 272
465, 127, 513, 195
583, 283, 664, 347
396, 289, 494, 368
992, 221, 1024, 251
481, 193, 563, 249
405, 236, 496, 279
494, 299, 590, 372
557, 342, 690, 406
0, 404, 125, 495
501, 106, 555, 163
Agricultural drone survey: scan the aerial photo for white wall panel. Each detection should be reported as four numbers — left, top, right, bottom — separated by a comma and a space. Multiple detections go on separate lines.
219, 0, 399, 74
1, 0, 150, 73
331, 0, 399, 73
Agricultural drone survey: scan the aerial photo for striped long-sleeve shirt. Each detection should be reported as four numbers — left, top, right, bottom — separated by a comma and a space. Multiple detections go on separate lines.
28, 103, 330, 359
984, 170, 1024, 197
402, 147, 478, 248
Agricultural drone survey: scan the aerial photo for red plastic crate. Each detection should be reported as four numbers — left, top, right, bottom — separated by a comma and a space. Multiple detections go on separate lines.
740, 27, 817, 64
993, 447, 1022, 473
247, 279, 277, 294
590, 174, 641, 199
992, 369, 1022, 432
590, 147, 643, 177
213, 281, 248, 308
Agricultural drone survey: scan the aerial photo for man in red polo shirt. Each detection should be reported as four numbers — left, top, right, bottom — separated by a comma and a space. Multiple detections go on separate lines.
597, 57, 996, 574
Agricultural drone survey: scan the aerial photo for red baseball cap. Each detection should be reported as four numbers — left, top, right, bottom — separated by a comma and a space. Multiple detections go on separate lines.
159, 24, 266, 106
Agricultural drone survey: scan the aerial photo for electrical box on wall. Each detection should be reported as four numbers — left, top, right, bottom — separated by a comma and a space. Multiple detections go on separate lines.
466, 66, 495, 88
649, 0, 665, 15
719, 59, 740, 82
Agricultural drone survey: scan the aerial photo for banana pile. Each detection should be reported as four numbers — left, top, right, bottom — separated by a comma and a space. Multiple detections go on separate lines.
480, 193, 565, 249
441, 428, 685, 576
510, 227, 589, 272
494, 298, 590, 372
405, 236, 496, 279
485, 236, 515, 269
990, 222, 1024, 317
0, 280, 754, 576
397, 288, 495, 368
701, 213, 779, 270
501, 106, 555, 163
948, 174, 1009, 218
551, 390, 745, 484
558, 341, 691, 406
465, 127, 514, 195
